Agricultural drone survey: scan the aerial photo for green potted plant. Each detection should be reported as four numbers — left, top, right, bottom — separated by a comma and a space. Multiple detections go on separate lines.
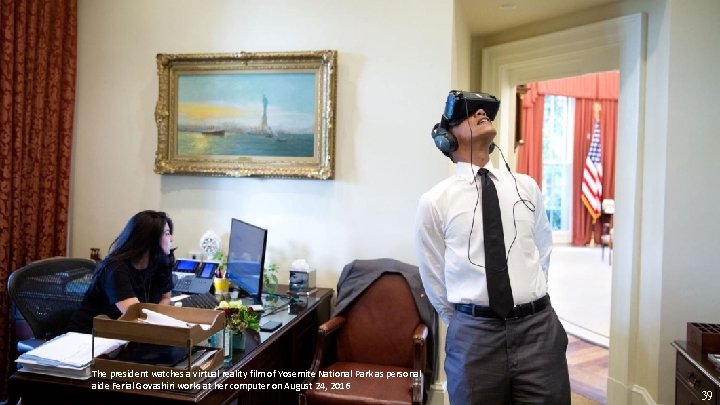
216, 300, 260, 353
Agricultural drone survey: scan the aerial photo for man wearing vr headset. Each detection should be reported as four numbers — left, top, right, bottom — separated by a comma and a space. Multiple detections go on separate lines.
416, 91, 569, 404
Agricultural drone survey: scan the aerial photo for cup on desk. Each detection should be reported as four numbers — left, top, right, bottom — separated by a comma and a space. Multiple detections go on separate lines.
214, 278, 230, 294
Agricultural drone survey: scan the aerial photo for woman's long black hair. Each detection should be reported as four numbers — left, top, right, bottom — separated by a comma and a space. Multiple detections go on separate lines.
105, 210, 174, 269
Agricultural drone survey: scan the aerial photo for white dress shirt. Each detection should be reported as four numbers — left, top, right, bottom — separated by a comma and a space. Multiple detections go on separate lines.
415, 162, 553, 324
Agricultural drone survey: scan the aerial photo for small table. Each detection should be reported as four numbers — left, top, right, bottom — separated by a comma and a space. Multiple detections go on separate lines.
672, 340, 720, 404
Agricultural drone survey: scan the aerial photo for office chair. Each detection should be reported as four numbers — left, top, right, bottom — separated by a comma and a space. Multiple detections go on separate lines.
300, 269, 432, 405
8, 257, 96, 351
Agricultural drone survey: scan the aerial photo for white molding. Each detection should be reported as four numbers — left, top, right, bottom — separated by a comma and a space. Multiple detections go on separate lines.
427, 381, 449, 405
481, 15, 637, 166
481, 14, 647, 404
631, 385, 658, 405
607, 377, 658, 405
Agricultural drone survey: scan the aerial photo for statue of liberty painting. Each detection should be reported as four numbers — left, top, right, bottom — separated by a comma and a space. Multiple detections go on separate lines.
259, 94, 270, 135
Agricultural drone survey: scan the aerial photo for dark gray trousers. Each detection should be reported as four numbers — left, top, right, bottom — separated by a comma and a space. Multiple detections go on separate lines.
445, 306, 570, 405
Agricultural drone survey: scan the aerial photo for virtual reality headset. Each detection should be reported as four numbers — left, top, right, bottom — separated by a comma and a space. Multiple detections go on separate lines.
443, 90, 500, 126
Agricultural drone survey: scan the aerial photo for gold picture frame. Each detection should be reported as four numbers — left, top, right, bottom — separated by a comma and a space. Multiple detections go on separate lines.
154, 50, 337, 179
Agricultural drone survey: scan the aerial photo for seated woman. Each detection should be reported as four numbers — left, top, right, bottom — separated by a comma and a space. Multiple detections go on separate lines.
66, 210, 175, 334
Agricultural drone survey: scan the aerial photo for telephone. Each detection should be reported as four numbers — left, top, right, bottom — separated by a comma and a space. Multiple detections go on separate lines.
172, 259, 218, 294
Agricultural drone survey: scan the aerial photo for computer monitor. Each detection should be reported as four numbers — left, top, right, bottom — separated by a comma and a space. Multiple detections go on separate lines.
225, 218, 267, 305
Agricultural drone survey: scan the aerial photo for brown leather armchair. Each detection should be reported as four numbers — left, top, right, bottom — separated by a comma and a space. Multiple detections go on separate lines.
300, 273, 428, 405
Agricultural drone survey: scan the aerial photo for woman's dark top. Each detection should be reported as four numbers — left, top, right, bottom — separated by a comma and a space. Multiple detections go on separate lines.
66, 258, 173, 334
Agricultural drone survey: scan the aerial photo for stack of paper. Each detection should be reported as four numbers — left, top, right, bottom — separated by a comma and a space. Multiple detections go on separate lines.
16, 332, 127, 379
139, 308, 212, 330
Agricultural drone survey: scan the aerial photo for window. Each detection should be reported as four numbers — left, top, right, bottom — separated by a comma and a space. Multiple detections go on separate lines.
542, 96, 575, 242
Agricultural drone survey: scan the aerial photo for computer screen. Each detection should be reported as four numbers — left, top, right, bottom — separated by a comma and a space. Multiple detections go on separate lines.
225, 218, 267, 305
198, 262, 219, 279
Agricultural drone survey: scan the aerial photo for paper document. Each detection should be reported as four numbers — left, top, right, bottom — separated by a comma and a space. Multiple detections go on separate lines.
17, 360, 93, 380
140, 308, 211, 330
17, 332, 127, 368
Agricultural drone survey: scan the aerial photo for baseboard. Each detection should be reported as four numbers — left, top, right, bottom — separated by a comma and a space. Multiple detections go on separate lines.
607, 376, 658, 405
560, 319, 609, 348
631, 385, 657, 405
427, 381, 448, 405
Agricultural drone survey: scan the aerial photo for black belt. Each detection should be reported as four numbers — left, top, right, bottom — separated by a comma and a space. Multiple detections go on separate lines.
454, 295, 550, 320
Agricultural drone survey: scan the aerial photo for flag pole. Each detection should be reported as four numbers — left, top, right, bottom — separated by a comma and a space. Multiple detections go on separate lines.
588, 103, 602, 247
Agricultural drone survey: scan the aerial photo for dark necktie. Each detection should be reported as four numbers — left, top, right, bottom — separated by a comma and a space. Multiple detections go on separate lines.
478, 168, 514, 318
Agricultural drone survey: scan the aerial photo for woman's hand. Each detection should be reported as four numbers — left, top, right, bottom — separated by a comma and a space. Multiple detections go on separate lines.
159, 291, 172, 305
116, 297, 141, 314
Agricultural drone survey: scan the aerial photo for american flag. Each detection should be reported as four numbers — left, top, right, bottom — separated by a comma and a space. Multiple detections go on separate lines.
581, 119, 603, 222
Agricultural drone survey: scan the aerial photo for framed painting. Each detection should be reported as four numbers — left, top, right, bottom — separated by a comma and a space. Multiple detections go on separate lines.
154, 50, 337, 179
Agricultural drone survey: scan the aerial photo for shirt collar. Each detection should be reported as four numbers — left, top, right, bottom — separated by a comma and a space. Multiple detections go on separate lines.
456, 161, 497, 183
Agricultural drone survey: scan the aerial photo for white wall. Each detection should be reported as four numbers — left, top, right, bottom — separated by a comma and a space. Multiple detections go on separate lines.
658, 0, 720, 402
451, 0, 471, 90
71, 0, 455, 292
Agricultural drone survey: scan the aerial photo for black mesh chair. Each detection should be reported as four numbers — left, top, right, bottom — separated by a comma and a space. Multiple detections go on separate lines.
8, 257, 96, 351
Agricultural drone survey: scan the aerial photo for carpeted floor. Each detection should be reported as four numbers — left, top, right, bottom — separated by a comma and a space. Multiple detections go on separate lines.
548, 245, 611, 347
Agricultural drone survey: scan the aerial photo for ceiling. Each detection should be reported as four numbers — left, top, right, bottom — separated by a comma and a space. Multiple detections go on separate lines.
457, 0, 619, 35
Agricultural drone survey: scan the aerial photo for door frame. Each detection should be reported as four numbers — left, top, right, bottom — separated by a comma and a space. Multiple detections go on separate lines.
481, 13, 649, 404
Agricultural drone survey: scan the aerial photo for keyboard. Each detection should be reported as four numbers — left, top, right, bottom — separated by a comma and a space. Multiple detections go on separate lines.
178, 293, 219, 309
174, 278, 193, 291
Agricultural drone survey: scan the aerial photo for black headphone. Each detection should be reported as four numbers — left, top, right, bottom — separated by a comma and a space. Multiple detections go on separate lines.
431, 90, 500, 157
431, 118, 456, 156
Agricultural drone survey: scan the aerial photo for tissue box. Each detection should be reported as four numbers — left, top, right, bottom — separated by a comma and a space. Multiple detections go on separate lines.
687, 322, 720, 354
289, 269, 316, 295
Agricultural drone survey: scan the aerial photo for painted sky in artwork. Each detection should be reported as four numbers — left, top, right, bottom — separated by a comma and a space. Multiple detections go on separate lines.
177, 72, 316, 133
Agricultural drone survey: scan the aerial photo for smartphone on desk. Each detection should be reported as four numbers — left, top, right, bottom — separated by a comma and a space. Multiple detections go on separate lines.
260, 321, 282, 332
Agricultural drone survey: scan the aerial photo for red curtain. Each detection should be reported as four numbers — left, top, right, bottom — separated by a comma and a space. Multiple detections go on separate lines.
516, 71, 618, 245
536, 73, 619, 99
516, 86, 544, 187
0, 0, 77, 398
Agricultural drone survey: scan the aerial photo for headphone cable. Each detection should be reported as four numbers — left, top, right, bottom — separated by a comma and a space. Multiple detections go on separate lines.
465, 119, 536, 270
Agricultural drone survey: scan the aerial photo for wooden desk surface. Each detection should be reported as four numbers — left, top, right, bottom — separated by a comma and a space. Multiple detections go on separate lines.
9, 287, 333, 405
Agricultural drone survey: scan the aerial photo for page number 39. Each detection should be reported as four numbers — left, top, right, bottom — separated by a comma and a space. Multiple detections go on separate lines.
702, 390, 713, 401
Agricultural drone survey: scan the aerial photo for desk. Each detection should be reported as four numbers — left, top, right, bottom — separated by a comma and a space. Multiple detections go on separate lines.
9, 287, 333, 405
672, 340, 720, 404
